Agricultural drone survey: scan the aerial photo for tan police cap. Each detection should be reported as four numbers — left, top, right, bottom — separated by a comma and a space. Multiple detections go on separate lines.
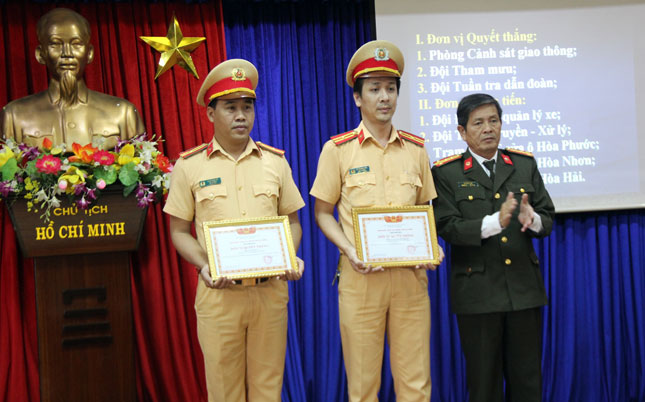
196, 59, 259, 106
345, 40, 404, 87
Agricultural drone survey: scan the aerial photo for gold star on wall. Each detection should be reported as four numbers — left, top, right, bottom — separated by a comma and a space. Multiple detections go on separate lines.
140, 15, 206, 79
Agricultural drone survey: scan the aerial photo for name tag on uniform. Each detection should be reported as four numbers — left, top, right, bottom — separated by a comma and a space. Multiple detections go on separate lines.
349, 166, 370, 175
458, 181, 479, 188
199, 178, 222, 187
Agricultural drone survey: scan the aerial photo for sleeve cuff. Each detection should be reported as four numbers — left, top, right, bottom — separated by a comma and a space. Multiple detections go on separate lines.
481, 212, 503, 239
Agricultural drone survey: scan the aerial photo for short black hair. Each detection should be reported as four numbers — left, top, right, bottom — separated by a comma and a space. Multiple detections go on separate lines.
456, 93, 502, 127
353, 77, 401, 96
208, 97, 256, 109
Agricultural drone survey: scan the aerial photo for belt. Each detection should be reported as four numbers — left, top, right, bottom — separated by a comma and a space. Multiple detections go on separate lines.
233, 277, 271, 286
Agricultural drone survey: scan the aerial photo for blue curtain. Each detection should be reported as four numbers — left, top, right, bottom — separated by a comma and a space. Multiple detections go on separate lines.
538, 210, 645, 402
222, 2, 645, 402
222, 1, 371, 401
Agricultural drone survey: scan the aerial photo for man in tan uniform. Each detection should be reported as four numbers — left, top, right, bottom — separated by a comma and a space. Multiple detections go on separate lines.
163, 59, 305, 402
1, 8, 144, 149
310, 40, 444, 401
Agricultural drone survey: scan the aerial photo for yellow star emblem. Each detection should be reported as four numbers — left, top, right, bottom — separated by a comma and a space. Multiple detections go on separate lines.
140, 15, 206, 79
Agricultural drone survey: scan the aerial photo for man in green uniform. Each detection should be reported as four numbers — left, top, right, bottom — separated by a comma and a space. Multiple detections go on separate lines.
431, 93, 555, 402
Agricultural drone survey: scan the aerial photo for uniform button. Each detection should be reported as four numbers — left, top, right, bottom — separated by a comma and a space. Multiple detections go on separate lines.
501, 236, 508, 243
520, 188, 525, 193
388, 202, 393, 206
495, 193, 501, 199
466, 267, 472, 273
208, 193, 214, 200
238, 186, 243, 191
468, 195, 474, 200
386, 176, 390, 180
241, 211, 247, 216
505, 258, 512, 265
67, 122, 76, 129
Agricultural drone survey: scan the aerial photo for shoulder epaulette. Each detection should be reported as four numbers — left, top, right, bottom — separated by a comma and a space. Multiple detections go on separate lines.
398, 130, 425, 147
331, 130, 358, 146
257, 141, 285, 157
433, 154, 462, 167
179, 143, 208, 159
505, 147, 534, 157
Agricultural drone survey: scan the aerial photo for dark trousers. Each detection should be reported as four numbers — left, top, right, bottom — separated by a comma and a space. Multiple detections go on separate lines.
456, 308, 542, 402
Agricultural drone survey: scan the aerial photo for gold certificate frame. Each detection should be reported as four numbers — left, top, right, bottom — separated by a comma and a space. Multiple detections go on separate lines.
202, 216, 298, 280
352, 205, 440, 267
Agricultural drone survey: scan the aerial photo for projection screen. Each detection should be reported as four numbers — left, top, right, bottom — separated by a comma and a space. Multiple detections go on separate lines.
375, 0, 645, 212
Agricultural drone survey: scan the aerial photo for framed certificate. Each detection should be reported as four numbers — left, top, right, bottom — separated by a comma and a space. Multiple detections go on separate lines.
202, 216, 298, 280
352, 205, 440, 267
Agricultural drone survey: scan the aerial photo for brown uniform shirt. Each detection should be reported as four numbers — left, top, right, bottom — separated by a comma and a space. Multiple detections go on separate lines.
164, 137, 305, 250
310, 121, 436, 246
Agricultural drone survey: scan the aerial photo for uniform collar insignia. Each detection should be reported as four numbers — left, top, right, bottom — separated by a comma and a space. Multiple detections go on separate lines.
358, 130, 366, 144
501, 153, 513, 165
464, 156, 473, 171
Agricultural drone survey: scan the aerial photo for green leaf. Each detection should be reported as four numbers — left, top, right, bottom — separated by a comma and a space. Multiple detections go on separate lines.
93, 166, 118, 185
123, 183, 137, 197
141, 169, 159, 183
118, 162, 139, 187
25, 160, 38, 177
1, 158, 18, 181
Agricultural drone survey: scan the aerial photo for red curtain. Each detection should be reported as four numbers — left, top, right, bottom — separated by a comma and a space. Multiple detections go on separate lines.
0, 2, 226, 401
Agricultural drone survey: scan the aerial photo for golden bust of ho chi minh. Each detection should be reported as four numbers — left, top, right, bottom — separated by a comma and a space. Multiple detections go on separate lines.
0, 8, 145, 150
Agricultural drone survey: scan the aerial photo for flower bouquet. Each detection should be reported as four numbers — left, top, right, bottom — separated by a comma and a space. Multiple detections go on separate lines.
0, 133, 173, 222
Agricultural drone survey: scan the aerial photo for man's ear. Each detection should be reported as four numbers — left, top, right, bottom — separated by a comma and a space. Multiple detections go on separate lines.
353, 91, 362, 108
206, 106, 216, 123
457, 125, 466, 141
35, 45, 46, 65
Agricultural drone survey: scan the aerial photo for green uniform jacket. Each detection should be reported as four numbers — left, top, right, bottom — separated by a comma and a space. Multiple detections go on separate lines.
431, 149, 555, 314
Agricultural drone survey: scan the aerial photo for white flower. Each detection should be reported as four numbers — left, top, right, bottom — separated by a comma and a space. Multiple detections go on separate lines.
49, 196, 61, 208
151, 174, 163, 189
35, 189, 48, 202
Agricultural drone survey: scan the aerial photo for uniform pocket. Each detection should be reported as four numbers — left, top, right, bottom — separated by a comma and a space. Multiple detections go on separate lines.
196, 184, 227, 202
507, 182, 535, 200
396, 173, 422, 204
345, 172, 376, 207
455, 186, 486, 203
253, 182, 280, 214
454, 264, 485, 277
195, 185, 228, 218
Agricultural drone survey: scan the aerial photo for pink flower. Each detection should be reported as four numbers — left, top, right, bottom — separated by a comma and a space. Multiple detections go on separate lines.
58, 180, 68, 190
35, 155, 62, 174
92, 150, 115, 166
96, 179, 106, 189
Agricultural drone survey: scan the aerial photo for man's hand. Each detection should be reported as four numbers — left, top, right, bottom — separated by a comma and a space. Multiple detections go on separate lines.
499, 192, 518, 228
518, 193, 535, 232
198, 265, 234, 289
279, 256, 304, 281
347, 247, 383, 274
415, 245, 445, 270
